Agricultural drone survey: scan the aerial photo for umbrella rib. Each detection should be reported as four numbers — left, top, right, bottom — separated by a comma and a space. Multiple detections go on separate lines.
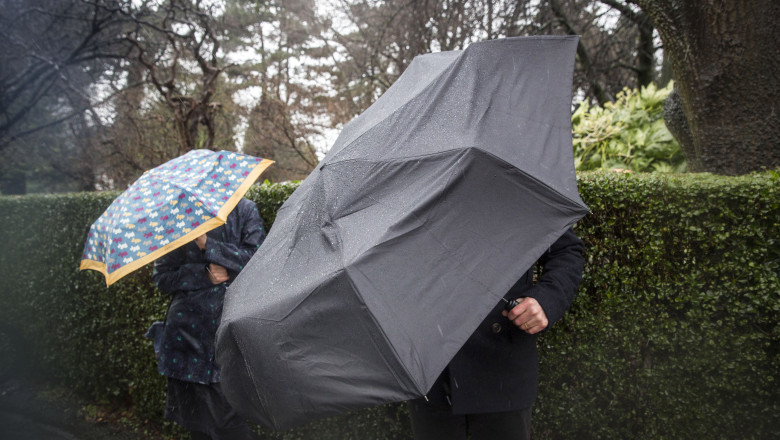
228, 319, 280, 429
324, 57, 462, 164
340, 267, 427, 395
325, 147, 585, 213
474, 147, 588, 211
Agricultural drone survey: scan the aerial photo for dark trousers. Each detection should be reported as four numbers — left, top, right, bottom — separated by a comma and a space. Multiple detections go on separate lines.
407, 399, 531, 440
166, 378, 260, 440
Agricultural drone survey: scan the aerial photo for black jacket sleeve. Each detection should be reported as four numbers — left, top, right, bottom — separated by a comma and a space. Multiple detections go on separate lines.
151, 247, 214, 294
203, 200, 265, 273
152, 200, 265, 293
524, 228, 585, 327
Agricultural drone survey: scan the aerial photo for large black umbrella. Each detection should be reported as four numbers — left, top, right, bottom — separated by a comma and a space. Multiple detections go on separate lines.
216, 36, 587, 430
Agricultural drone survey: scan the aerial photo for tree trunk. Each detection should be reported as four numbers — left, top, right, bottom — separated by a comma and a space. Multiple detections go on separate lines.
635, 13, 655, 87
634, 0, 780, 174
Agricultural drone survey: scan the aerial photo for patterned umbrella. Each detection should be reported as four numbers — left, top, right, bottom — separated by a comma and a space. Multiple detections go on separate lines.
80, 150, 273, 285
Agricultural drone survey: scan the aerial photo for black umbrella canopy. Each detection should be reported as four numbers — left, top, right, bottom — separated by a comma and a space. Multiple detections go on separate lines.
216, 36, 587, 430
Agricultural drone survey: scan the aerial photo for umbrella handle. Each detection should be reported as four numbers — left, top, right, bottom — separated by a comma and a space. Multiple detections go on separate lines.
503, 297, 526, 312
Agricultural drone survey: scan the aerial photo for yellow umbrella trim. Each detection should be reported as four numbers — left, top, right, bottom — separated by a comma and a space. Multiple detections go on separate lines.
80, 158, 274, 286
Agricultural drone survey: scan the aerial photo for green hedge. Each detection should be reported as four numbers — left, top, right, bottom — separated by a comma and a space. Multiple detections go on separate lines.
0, 182, 300, 434
537, 172, 779, 439
0, 174, 778, 439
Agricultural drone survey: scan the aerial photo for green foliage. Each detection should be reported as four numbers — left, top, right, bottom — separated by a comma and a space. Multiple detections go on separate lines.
250, 404, 412, 440
1, 172, 778, 439
0, 184, 299, 433
536, 171, 779, 439
246, 180, 300, 229
573, 83, 687, 173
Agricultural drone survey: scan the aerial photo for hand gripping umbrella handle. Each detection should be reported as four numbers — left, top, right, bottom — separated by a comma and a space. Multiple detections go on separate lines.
502, 296, 527, 312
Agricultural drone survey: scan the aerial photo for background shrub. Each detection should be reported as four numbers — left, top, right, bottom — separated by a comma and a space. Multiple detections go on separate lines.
0, 173, 777, 439
572, 83, 687, 173
536, 171, 779, 439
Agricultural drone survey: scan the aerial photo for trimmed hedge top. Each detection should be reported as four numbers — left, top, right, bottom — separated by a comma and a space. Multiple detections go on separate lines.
0, 173, 778, 439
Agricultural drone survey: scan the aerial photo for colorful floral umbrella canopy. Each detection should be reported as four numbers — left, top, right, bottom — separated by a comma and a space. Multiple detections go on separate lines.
80, 150, 273, 285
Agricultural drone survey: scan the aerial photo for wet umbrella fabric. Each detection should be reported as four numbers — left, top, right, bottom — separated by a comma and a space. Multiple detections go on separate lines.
216, 36, 588, 430
80, 150, 272, 285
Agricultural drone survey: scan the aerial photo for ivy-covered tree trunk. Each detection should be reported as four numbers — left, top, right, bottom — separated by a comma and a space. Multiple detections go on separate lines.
634, 0, 780, 174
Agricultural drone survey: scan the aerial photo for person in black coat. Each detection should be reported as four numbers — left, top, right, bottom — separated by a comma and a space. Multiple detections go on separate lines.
407, 228, 585, 440
150, 198, 264, 440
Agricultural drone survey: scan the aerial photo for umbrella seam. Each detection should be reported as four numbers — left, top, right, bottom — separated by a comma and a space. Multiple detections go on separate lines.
323, 147, 588, 211
228, 320, 279, 429
324, 36, 578, 165
340, 267, 427, 395
324, 53, 461, 162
